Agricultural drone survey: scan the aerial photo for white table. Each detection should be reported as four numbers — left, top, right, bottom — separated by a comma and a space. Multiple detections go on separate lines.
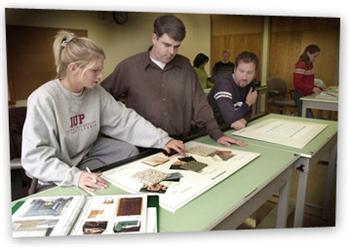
230, 114, 337, 227
301, 93, 338, 117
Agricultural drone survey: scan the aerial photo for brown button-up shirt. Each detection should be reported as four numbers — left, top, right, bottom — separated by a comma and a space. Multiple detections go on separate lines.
101, 51, 223, 140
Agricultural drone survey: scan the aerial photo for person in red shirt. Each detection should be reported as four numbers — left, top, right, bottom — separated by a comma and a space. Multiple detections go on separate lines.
293, 44, 322, 117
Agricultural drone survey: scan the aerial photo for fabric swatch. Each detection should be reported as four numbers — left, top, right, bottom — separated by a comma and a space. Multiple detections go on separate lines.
117, 197, 142, 216
142, 155, 169, 167
132, 169, 170, 186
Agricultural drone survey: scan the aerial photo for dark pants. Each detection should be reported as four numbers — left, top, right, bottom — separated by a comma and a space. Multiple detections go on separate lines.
28, 136, 139, 194
294, 91, 314, 117
78, 136, 139, 171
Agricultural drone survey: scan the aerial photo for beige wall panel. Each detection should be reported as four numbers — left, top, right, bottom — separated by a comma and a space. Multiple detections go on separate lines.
268, 31, 302, 88
211, 34, 262, 79
211, 15, 263, 36
211, 15, 264, 79
301, 29, 339, 86
271, 16, 339, 32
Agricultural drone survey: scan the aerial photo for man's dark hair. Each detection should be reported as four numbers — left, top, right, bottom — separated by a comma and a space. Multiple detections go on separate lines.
234, 51, 259, 69
193, 53, 209, 68
153, 14, 186, 41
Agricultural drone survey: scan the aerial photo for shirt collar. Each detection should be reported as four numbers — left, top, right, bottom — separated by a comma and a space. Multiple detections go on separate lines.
142, 51, 183, 71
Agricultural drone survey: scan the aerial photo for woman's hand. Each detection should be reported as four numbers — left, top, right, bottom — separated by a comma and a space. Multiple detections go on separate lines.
79, 171, 108, 192
313, 86, 322, 94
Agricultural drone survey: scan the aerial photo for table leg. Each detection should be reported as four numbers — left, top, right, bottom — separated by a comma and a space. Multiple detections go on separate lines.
276, 168, 292, 227
293, 157, 310, 227
322, 143, 337, 220
302, 105, 307, 117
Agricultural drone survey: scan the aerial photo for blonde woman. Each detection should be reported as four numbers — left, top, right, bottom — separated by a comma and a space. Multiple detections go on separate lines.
22, 30, 184, 193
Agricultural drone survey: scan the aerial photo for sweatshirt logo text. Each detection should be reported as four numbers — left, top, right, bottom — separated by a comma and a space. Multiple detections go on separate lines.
70, 114, 85, 128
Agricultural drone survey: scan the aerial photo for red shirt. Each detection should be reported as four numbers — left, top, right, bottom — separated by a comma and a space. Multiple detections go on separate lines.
293, 60, 315, 96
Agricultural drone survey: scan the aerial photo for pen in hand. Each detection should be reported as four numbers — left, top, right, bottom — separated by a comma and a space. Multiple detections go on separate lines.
85, 167, 97, 184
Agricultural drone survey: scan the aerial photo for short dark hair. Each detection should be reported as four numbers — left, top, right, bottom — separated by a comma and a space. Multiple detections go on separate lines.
193, 53, 209, 68
234, 51, 259, 69
153, 14, 186, 41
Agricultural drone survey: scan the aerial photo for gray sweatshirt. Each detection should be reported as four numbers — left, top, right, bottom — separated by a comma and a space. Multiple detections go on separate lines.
22, 79, 172, 187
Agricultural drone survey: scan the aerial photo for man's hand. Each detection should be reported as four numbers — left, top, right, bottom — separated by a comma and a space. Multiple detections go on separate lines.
217, 135, 246, 147
245, 87, 258, 107
231, 118, 247, 130
164, 139, 185, 155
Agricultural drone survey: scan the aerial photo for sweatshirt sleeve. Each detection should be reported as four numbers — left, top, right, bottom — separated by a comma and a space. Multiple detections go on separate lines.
213, 79, 251, 125
21, 94, 82, 187
99, 88, 172, 149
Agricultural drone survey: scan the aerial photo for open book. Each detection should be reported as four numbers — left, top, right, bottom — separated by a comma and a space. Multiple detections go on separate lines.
12, 194, 158, 237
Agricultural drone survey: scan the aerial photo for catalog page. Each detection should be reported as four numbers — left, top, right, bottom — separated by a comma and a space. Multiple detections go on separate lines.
12, 195, 85, 237
103, 141, 260, 213
71, 194, 149, 235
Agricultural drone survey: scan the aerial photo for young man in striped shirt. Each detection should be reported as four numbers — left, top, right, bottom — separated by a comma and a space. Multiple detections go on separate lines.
208, 51, 258, 130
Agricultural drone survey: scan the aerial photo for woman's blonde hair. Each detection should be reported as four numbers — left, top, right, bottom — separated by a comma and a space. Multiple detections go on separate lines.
53, 30, 105, 78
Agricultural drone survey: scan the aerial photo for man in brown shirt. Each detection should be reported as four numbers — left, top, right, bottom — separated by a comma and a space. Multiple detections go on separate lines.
102, 14, 245, 147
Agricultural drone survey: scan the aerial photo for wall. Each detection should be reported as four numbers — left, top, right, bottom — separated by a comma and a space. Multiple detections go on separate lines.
6, 9, 340, 100
6, 9, 211, 102
210, 14, 340, 91
6, 25, 87, 101
210, 15, 264, 79
268, 16, 340, 89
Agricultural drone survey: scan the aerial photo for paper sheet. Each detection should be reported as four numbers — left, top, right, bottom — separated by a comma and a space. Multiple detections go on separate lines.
232, 117, 327, 148
103, 141, 259, 213
315, 91, 338, 100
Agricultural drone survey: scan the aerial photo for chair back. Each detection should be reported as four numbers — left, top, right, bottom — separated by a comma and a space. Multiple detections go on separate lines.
9, 106, 27, 160
267, 78, 288, 98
